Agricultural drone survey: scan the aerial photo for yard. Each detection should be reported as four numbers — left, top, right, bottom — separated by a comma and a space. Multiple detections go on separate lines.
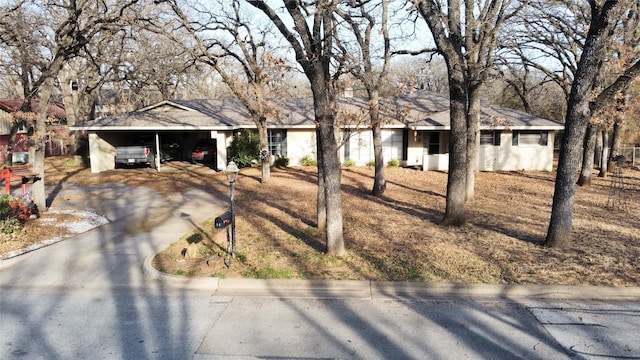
3, 156, 640, 286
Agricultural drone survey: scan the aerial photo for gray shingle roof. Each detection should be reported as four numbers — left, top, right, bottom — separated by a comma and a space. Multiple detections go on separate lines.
72, 91, 564, 131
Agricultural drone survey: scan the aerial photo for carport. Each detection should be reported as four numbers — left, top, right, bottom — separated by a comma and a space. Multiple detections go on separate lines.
71, 101, 242, 173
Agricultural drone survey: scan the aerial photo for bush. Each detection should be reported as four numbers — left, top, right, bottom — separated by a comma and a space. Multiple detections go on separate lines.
386, 159, 400, 167
300, 155, 318, 167
366, 160, 376, 167
229, 129, 260, 168
0, 193, 37, 234
1, 218, 22, 234
273, 156, 289, 167
343, 159, 356, 167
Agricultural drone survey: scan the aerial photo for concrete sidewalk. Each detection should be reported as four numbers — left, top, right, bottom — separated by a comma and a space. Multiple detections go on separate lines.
142, 260, 640, 360
191, 296, 640, 360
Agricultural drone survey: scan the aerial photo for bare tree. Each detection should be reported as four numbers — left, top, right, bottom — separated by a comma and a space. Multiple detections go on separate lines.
246, 0, 347, 256
502, 0, 588, 100
503, 0, 639, 186
545, 0, 640, 248
0, 0, 159, 211
493, 51, 567, 121
337, 0, 393, 196
163, 0, 295, 183
409, 0, 521, 224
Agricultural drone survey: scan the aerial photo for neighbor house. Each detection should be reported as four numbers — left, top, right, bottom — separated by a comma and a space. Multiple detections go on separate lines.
71, 91, 564, 173
0, 99, 68, 163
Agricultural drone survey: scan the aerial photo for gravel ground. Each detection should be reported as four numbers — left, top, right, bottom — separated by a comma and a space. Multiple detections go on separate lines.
1, 209, 109, 259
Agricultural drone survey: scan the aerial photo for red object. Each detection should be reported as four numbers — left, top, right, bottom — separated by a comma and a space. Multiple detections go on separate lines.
1, 168, 16, 194
1, 166, 38, 194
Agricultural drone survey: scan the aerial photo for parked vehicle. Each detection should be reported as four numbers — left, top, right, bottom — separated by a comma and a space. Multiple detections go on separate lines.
191, 139, 217, 163
160, 141, 181, 162
114, 143, 156, 169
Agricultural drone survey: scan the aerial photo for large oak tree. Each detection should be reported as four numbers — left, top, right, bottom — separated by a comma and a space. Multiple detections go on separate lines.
545, 0, 640, 247
246, 0, 346, 255
410, 0, 520, 224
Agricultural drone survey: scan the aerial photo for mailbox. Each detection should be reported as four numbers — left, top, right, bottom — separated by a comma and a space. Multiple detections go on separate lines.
215, 211, 232, 229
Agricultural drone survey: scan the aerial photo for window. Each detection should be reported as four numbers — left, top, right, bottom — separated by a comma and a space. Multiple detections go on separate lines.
382, 130, 404, 161
424, 132, 441, 154
345, 130, 372, 163
480, 130, 501, 146
268, 130, 287, 157
513, 131, 548, 146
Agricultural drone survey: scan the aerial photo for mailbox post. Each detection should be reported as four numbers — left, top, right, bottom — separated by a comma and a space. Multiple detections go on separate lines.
224, 161, 240, 266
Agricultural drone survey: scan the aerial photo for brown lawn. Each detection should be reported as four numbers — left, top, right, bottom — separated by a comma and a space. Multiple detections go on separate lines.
3, 156, 639, 286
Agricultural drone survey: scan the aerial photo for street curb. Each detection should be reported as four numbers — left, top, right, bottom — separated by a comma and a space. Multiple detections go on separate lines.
142, 254, 219, 291
142, 255, 640, 301
369, 281, 640, 301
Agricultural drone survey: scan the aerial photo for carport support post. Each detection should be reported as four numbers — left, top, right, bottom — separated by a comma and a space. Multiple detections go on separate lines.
154, 132, 160, 171
225, 161, 240, 261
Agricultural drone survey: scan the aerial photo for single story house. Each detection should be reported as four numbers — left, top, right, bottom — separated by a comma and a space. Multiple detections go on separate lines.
71, 91, 564, 173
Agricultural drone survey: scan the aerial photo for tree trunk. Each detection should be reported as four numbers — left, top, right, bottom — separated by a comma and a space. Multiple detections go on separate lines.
312, 84, 344, 256
320, 130, 344, 256
316, 127, 326, 233
594, 126, 603, 168
465, 83, 481, 202
545, 115, 586, 248
371, 125, 386, 196
256, 118, 270, 183
441, 66, 467, 226
608, 117, 622, 170
545, 1, 617, 248
59, 66, 80, 154
599, 129, 609, 177
577, 123, 597, 186
30, 78, 54, 212
369, 90, 386, 196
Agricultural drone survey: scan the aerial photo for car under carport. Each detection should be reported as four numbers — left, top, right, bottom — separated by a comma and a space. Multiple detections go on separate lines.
70, 101, 252, 173
70, 101, 247, 173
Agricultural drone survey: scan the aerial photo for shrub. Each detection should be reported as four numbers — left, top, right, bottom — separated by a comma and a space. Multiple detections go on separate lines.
1, 218, 22, 234
273, 156, 289, 167
300, 155, 318, 167
0, 193, 37, 234
229, 129, 260, 168
366, 160, 376, 167
386, 159, 400, 167
343, 159, 356, 167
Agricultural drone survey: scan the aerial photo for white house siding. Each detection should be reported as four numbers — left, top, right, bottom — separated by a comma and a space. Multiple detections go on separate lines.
406, 130, 424, 167
408, 131, 450, 170
0, 112, 12, 134
344, 130, 373, 165
285, 129, 316, 166
213, 131, 228, 171
88, 132, 117, 173
478, 131, 555, 171
340, 129, 404, 166
382, 130, 404, 163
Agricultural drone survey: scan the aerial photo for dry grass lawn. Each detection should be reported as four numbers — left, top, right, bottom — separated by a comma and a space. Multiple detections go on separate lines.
3, 156, 639, 286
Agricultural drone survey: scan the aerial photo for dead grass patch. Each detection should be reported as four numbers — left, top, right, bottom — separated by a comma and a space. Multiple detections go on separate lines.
3, 156, 639, 286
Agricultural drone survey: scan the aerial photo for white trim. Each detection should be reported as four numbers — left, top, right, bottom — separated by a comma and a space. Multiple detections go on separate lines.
137, 100, 199, 113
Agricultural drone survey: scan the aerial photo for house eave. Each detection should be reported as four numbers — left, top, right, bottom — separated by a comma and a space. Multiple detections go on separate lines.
70, 125, 235, 131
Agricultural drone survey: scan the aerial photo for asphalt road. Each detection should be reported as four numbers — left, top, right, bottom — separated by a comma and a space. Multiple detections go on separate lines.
1, 183, 639, 360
